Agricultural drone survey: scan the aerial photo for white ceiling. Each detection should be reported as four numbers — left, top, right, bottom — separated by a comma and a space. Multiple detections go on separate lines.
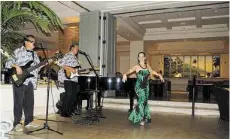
44, 1, 82, 18
109, 1, 229, 41
21, 1, 229, 43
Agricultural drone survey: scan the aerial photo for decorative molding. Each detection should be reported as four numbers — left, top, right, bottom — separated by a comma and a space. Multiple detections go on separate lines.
144, 29, 228, 41
117, 17, 144, 40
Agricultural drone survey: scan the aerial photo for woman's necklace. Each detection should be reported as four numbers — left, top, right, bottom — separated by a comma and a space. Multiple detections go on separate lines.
139, 63, 147, 69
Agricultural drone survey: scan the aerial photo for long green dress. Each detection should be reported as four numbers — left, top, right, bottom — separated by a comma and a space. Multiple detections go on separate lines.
128, 68, 151, 124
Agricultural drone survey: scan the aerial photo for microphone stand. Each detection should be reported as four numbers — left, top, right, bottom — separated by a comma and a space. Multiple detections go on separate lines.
81, 53, 100, 123
27, 44, 63, 135
192, 75, 196, 117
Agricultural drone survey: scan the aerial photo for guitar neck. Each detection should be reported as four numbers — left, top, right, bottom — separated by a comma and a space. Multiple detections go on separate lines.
13, 51, 62, 73
78, 68, 99, 72
66, 67, 98, 73
27, 60, 48, 72
78, 69, 88, 73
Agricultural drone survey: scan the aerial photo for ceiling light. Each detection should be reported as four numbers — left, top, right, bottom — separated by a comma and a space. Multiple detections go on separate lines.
202, 15, 229, 19
139, 20, 162, 24
116, 27, 118, 30
181, 22, 185, 25
68, 2, 71, 5
146, 16, 149, 18
178, 13, 181, 16
214, 9, 218, 13
127, 34, 130, 36
69, 26, 77, 29
168, 17, 195, 22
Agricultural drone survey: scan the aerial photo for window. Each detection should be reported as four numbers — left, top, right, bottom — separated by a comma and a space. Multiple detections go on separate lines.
198, 56, 205, 77
164, 56, 170, 77
164, 55, 220, 78
212, 55, 220, 77
191, 56, 198, 76
183, 56, 190, 77
206, 56, 212, 76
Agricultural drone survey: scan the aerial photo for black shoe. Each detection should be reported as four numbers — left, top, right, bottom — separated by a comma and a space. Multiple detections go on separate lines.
145, 118, 151, 123
85, 107, 93, 110
61, 113, 71, 117
73, 109, 82, 115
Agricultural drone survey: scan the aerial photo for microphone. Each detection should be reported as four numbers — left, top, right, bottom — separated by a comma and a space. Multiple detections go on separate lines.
35, 42, 43, 47
78, 50, 88, 55
34, 43, 47, 51
34, 47, 47, 51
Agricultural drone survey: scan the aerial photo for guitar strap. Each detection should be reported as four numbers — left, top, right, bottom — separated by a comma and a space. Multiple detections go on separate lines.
31, 51, 34, 61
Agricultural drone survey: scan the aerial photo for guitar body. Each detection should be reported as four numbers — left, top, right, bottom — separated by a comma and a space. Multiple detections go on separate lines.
11, 61, 34, 86
64, 67, 79, 79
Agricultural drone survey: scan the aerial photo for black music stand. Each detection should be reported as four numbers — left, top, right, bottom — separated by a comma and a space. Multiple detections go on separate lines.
26, 44, 63, 135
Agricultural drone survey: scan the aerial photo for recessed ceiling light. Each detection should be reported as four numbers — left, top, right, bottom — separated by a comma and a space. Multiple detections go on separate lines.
68, 2, 71, 5
214, 9, 218, 13
178, 13, 181, 16
146, 16, 149, 18
181, 22, 185, 25
127, 34, 130, 36
69, 26, 77, 29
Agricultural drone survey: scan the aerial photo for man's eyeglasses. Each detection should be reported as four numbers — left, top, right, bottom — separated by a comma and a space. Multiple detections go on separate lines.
27, 40, 35, 44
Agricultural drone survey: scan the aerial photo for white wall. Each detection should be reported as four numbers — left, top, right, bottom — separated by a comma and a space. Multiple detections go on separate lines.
0, 85, 63, 124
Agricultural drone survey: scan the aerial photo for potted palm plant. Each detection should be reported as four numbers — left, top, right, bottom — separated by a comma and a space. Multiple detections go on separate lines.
1, 1, 64, 64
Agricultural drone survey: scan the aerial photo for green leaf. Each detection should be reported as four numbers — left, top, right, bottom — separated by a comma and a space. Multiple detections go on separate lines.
1, 1, 64, 66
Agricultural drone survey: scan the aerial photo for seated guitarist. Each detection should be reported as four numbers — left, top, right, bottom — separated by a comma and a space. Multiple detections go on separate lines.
5, 35, 40, 132
58, 44, 90, 117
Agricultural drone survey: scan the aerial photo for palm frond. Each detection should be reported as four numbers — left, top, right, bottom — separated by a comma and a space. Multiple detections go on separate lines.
1, 31, 24, 50
1, 1, 64, 33
2, 9, 33, 29
1, 1, 64, 66
25, 1, 63, 30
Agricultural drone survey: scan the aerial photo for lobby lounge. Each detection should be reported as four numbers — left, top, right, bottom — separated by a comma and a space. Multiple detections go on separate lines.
0, 1, 229, 139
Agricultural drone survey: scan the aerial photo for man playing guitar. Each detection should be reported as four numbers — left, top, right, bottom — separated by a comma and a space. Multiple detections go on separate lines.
5, 35, 41, 131
58, 44, 90, 117
58, 44, 80, 83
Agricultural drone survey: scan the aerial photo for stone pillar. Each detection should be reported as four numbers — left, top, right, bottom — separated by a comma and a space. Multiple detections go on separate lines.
62, 26, 79, 54
129, 41, 144, 77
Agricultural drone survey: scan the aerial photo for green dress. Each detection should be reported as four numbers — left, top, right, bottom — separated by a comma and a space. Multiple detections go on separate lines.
128, 68, 151, 124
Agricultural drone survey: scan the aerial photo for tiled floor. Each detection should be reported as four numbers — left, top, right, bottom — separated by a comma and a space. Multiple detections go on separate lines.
7, 109, 229, 139
115, 91, 189, 102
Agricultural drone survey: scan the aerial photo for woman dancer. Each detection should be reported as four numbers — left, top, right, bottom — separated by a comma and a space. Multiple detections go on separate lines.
122, 52, 164, 126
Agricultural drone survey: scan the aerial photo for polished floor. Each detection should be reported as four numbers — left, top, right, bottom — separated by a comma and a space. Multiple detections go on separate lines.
8, 109, 229, 139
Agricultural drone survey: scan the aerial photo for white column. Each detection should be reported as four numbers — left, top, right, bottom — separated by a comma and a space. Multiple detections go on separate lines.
99, 11, 104, 76
129, 41, 144, 77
